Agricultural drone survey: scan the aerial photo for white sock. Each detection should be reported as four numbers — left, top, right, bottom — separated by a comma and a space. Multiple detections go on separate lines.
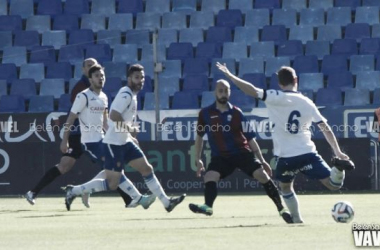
144, 173, 169, 207
329, 167, 345, 188
118, 174, 142, 201
71, 179, 108, 196
282, 192, 303, 223
92, 170, 106, 179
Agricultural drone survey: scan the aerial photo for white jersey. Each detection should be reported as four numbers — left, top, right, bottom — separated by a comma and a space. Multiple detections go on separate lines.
103, 86, 137, 145
70, 88, 108, 143
258, 89, 327, 157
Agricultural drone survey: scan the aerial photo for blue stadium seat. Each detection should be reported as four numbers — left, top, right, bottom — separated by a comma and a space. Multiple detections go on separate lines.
210, 58, 236, 77
327, 72, 354, 89
10, 0, 34, 19
0, 15, 22, 31
64, 0, 90, 15
222, 42, 247, 61
293, 55, 319, 74
289, 25, 314, 44
305, 40, 330, 60
249, 41, 275, 59
117, 0, 143, 15
138, 61, 154, 78
68, 29, 94, 49
261, 25, 287, 45
216, 10, 243, 28
81, 14, 106, 33
167, 43, 194, 62
58, 94, 71, 112
20, 63, 45, 83
206, 27, 232, 44
14, 31, 40, 49
234, 27, 259, 43
299, 8, 325, 27
269, 74, 283, 90
241, 73, 266, 89
201, 91, 215, 108
321, 55, 348, 75
108, 14, 133, 32
298, 73, 324, 92
344, 88, 370, 106
145, 0, 170, 14
141, 44, 166, 62
40, 79, 65, 99
245, 9, 270, 28
158, 75, 179, 96
277, 40, 303, 60
201, 0, 226, 14
143, 92, 169, 110
126, 30, 150, 47
0, 95, 25, 113
2, 46, 27, 66
85, 44, 112, 63
196, 42, 222, 62
360, 38, 380, 55
355, 6, 379, 25
183, 58, 209, 77
159, 60, 182, 78
113, 44, 138, 63
53, 14, 79, 31
317, 25, 342, 43
179, 28, 203, 47
272, 9, 297, 28
37, 0, 62, 15
309, 0, 333, 10
158, 29, 178, 48
58, 45, 84, 64
265, 57, 291, 77
211, 73, 235, 89
0, 0, 6, 16
30, 45, 56, 64
29, 95, 54, 112
373, 87, 380, 104
190, 11, 214, 29
103, 62, 127, 80
91, 0, 115, 16
10, 79, 36, 99
254, 0, 280, 10
350, 55, 375, 75
363, 0, 380, 7
335, 0, 360, 9
172, 0, 197, 14
282, 0, 307, 11
239, 58, 264, 76
372, 24, 380, 38
345, 23, 371, 42
356, 71, 380, 91
162, 12, 187, 29
135, 12, 161, 31
0, 31, 12, 50
229, 0, 253, 14
97, 30, 121, 49
0, 64, 17, 84
183, 75, 209, 96
315, 88, 342, 106
331, 39, 358, 58
73, 63, 83, 79
172, 91, 199, 109
46, 62, 72, 81
42, 31, 66, 49
0, 80, 7, 96
229, 90, 256, 110
300, 89, 314, 101
26, 16, 51, 34
102, 77, 122, 97
327, 7, 351, 26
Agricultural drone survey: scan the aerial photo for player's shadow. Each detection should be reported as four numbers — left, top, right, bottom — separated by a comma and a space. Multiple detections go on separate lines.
0, 209, 33, 213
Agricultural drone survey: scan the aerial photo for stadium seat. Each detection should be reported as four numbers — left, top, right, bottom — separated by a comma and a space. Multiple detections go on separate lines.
159, 60, 182, 78
58, 94, 71, 112
117, 0, 143, 15
211, 73, 235, 89
37, 0, 62, 15
261, 25, 287, 45
216, 10, 243, 29
299, 8, 325, 27
229, 90, 256, 110
250, 41, 275, 59
201, 91, 215, 108
2, 46, 27, 66
282, 0, 307, 11
58, 45, 84, 64
172, 0, 197, 14
91, 0, 115, 16
145, 0, 170, 14
241, 73, 266, 89
356, 71, 380, 91
317, 25, 342, 43
143, 92, 169, 110
85, 44, 112, 63
172, 91, 199, 109
42, 31, 66, 49
81, 14, 106, 33
126, 30, 150, 47
113, 44, 138, 63
265, 57, 291, 77
190, 11, 214, 29
344, 88, 370, 106
46, 62, 72, 81
239, 58, 264, 76
0, 95, 25, 113
0, 80, 6, 96
73, 63, 83, 79
138, 61, 154, 79
331, 39, 358, 58
289, 25, 314, 45
26, 16, 51, 34
272, 9, 297, 28
222, 42, 247, 62
183, 75, 210, 96
183, 58, 209, 77
10, 0, 34, 19
10, 79, 36, 99
102, 77, 122, 97
363, 0, 380, 7
20, 63, 45, 83
0, 31, 12, 50
53, 14, 79, 31
108, 14, 133, 32
97, 30, 121, 49
141, 44, 166, 62
103, 62, 127, 80
68, 29, 94, 49
372, 24, 380, 38
14, 31, 40, 49
355, 6, 379, 25
269, 74, 281, 90
229, 0, 253, 14
135, 12, 161, 31
0, 64, 17, 84
315, 88, 342, 106
201, 0, 226, 14
335, 0, 360, 9
293, 55, 319, 74
0, 15, 22, 31
300, 89, 314, 101
298, 73, 324, 92
158, 75, 180, 96
167, 43, 194, 62
321, 55, 348, 75
29, 95, 54, 113
350, 55, 375, 75
210, 58, 236, 77
162, 12, 187, 29
345, 23, 371, 42
30, 45, 56, 64
305, 40, 330, 60
179, 28, 203, 47
326, 7, 351, 26
206, 27, 232, 44
277, 40, 303, 60
373, 88, 380, 104
0, 0, 6, 16
327, 72, 354, 89
40, 79, 65, 99
360, 38, 380, 55
254, 0, 280, 10
64, 0, 90, 15
234, 27, 259, 43
196, 42, 222, 62
158, 29, 178, 48
309, 0, 333, 10
245, 9, 270, 29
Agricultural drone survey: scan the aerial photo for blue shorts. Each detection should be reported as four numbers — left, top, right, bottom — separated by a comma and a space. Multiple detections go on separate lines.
104, 142, 144, 172
275, 152, 331, 183
82, 141, 105, 167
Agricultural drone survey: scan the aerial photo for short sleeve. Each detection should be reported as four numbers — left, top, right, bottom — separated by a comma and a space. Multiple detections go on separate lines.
262, 89, 284, 105
196, 109, 206, 137
70, 93, 87, 114
111, 91, 132, 114
311, 105, 327, 124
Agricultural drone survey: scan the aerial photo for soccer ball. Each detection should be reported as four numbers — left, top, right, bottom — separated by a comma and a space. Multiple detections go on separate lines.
331, 201, 354, 223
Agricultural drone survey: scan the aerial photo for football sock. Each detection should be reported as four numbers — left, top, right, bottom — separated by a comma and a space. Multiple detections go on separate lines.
204, 181, 217, 208
116, 187, 133, 206
71, 179, 109, 195
31, 167, 61, 195
143, 173, 170, 207
262, 180, 284, 211
118, 174, 142, 202
282, 191, 303, 223
329, 167, 345, 188
92, 170, 106, 179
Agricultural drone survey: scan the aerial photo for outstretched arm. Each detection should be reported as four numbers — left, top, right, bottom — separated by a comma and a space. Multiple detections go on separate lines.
318, 122, 349, 160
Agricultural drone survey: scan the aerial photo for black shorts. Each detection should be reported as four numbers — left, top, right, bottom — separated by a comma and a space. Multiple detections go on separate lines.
207, 152, 262, 179
62, 134, 83, 160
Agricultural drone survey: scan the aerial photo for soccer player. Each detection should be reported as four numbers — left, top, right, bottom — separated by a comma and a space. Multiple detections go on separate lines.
188, 80, 292, 223
62, 64, 155, 210
66, 64, 186, 212
25, 58, 131, 208
216, 63, 354, 223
